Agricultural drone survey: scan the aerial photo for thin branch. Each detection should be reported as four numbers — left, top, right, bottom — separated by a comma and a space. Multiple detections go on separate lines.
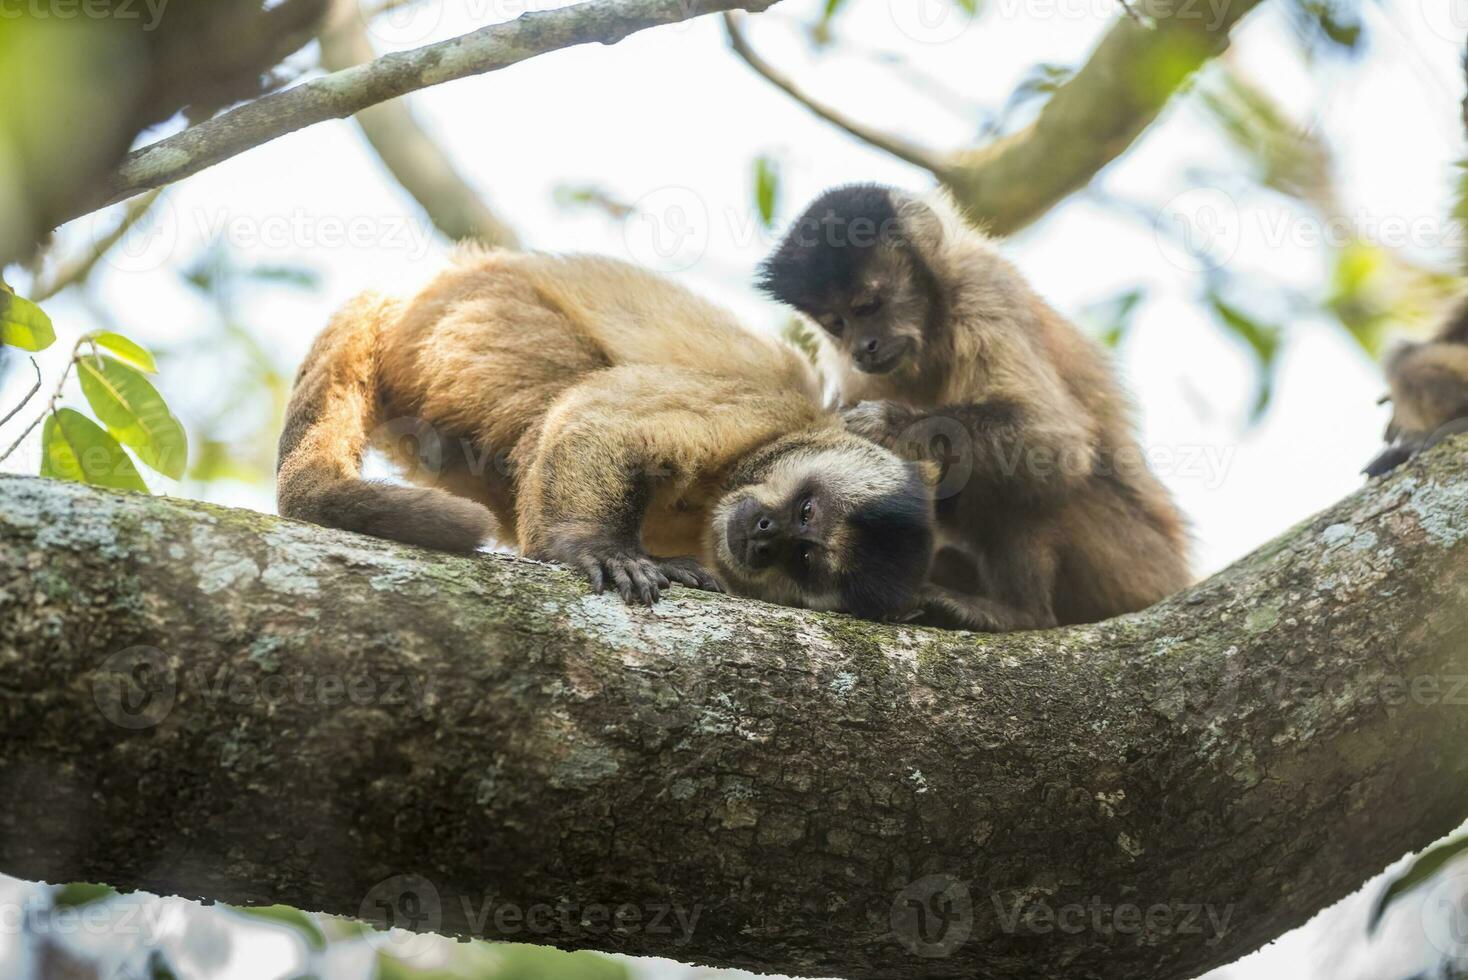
0, 339, 84, 466
58, 0, 784, 226
722, 12, 947, 174
0, 358, 42, 431
29, 190, 165, 303
318, 0, 520, 248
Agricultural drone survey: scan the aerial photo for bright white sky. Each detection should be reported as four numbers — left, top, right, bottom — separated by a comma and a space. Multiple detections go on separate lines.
3, 0, 1467, 977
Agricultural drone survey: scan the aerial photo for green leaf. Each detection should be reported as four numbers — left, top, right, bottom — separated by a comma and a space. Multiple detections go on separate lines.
754, 156, 780, 230
77, 354, 188, 479
40, 409, 148, 492
1207, 293, 1283, 422
0, 292, 56, 351
1369, 835, 1468, 932
53, 882, 118, 909
1080, 288, 1146, 349
88, 331, 158, 373
233, 905, 328, 951
954, 0, 978, 15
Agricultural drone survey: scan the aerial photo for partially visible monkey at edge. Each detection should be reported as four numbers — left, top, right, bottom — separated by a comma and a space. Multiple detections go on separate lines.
1364, 299, 1468, 477
758, 184, 1192, 631
276, 248, 937, 621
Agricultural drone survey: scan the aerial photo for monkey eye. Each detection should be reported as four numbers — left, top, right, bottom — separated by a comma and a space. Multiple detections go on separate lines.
799, 497, 814, 525
852, 297, 883, 317
822, 314, 846, 336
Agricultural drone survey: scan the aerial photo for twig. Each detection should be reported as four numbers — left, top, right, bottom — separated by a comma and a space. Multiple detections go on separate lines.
29, 190, 164, 303
0, 358, 42, 431
58, 0, 784, 225
0, 339, 86, 466
722, 12, 947, 174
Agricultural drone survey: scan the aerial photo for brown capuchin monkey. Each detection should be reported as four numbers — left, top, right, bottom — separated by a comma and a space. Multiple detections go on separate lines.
276, 248, 936, 620
1364, 300, 1468, 477
757, 184, 1192, 631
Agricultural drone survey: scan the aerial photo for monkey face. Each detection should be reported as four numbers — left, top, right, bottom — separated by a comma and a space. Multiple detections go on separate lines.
710, 437, 934, 619
757, 183, 938, 378
807, 246, 930, 375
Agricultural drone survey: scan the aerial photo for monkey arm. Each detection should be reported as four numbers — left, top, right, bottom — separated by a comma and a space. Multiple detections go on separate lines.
842, 397, 1097, 506
515, 369, 784, 604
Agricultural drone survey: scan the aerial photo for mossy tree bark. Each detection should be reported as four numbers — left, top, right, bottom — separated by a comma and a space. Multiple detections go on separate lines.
1, 444, 1467, 979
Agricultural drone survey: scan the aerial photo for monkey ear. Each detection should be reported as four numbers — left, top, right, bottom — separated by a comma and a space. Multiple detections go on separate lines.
895, 198, 944, 258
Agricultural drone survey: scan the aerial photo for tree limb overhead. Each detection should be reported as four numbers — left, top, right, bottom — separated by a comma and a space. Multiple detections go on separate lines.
1, 441, 1467, 979
730, 0, 1268, 236
61, 0, 784, 225
317, 0, 521, 249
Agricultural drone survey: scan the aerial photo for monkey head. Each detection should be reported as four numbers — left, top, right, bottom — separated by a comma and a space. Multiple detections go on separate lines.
757, 183, 945, 378
709, 431, 934, 620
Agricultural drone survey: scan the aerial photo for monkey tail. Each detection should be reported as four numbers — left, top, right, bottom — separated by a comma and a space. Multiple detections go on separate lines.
276, 292, 497, 553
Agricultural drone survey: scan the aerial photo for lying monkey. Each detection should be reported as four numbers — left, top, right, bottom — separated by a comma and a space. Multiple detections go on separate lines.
276, 248, 935, 620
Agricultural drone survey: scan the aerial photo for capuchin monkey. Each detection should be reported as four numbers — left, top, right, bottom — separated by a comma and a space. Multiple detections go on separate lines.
276, 248, 935, 620
1364, 300, 1468, 478
758, 184, 1192, 631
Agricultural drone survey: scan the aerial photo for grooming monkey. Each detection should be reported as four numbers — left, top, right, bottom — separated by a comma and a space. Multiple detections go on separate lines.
758, 184, 1192, 631
1364, 300, 1468, 477
277, 249, 936, 619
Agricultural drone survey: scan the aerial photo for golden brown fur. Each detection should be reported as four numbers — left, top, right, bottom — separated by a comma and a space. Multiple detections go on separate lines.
277, 248, 936, 617
760, 185, 1192, 630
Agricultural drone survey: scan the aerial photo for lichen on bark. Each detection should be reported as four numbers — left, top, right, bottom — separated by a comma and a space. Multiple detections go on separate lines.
0, 443, 1466, 979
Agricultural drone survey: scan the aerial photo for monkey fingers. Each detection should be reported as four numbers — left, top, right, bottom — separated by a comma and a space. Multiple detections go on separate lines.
654, 556, 725, 593
573, 551, 670, 605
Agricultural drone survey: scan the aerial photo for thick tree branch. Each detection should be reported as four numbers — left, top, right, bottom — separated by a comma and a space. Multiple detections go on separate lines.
1, 442, 1467, 979
731, 0, 1268, 235
59, 0, 783, 226
318, 0, 521, 249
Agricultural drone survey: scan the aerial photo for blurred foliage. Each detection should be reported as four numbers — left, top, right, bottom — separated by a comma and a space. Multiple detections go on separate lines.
1370, 833, 1468, 932
163, 242, 310, 487
1079, 288, 1147, 349
781, 315, 822, 365
1206, 292, 1284, 421
0, 0, 328, 265
233, 904, 330, 951
754, 155, 781, 230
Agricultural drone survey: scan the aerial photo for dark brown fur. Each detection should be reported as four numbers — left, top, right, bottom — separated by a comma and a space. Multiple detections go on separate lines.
760, 185, 1193, 631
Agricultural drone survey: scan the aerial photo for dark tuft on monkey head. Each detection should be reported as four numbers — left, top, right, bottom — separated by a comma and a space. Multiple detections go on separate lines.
756, 183, 905, 312
835, 466, 934, 620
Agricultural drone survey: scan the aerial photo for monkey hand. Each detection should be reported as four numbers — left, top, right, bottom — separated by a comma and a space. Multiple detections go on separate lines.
551, 535, 724, 605
841, 400, 914, 448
